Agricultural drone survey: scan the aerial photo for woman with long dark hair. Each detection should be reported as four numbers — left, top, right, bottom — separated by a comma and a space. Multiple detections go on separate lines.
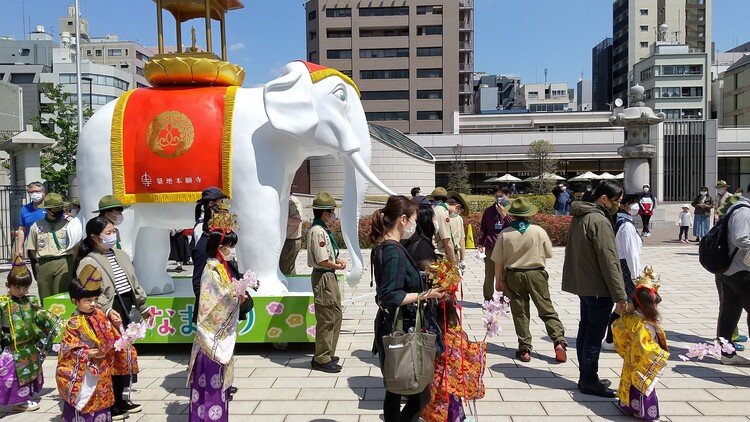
400, 205, 438, 270
74, 216, 151, 418
371, 195, 444, 421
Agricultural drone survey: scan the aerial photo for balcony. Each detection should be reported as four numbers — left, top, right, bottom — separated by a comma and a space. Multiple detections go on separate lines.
459, 41, 473, 51
459, 63, 473, 72
459, 0, 473, 9
460, 84, 473, 94
459, 21, 473, 30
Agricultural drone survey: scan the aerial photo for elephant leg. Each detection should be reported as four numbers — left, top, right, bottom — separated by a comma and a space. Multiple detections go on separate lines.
133, 227, 175, 295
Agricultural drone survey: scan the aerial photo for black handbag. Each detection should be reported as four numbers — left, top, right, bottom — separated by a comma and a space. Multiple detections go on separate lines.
115, 290, 142, 325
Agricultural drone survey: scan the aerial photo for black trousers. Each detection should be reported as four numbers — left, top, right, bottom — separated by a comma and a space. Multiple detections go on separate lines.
718, 271, 750, 352
383, 387, 430, 422
641, 215, 652, 233
678, 226, 689, 240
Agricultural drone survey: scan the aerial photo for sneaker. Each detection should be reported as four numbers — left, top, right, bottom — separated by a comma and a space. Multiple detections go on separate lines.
331, 356, 340, 364
515, 350, 532, 362
121, 401, 142, 414
721, 354, 750, 366
12, 400, 40, 412
732, 334, 748, 343
554, 343, 567, 363
645, 232, 651, 237
111, 407, 129, 420
601, 341, 615, 351
311, 360, 342, 373
735, 343, 746, 352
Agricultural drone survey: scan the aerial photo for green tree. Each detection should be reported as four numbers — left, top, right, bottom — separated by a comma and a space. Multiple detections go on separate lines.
33, 83, 91, 196
447, 144, 471, 194
524, 139, 559, 195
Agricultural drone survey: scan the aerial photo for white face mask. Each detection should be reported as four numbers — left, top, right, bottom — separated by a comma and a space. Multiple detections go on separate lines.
29, 192, 44, 202
700, 190, 708, 196
718, 188, 727, 195
402, 220, 416, 240
220, 247, 236, 261
643, 187, 650, 193
561, 186, 567, 191
108, 213, 124, 226
628, 204, 640, 216
99, 233, 117, 249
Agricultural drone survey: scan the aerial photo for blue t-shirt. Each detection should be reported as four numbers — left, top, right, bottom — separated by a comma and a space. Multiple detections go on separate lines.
19, 203, 46, 234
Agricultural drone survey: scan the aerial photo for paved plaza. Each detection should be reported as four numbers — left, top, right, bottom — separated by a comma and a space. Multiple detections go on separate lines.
2, 242, 749, 421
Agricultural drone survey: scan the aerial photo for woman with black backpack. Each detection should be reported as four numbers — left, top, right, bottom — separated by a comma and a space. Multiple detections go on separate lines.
370, 195, 444, 422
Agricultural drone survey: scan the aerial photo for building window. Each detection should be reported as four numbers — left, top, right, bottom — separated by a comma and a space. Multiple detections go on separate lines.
95, 50, 103, 56
108, 49, 122, 56
125, 49, 128, 55
359, 48, 408, 58
417, 6, 443, 15
309, 31, 317, 41
528, 91, 539, 99
67, 20, 73, 25
86, 49, 92, 56
307, 10, 317, 21
366, 111, 409, 121
640, 42, 649, 48
417, 68, 442, 78
640, 67, 654, 80
551, 89, 566, 97
531, 103, 568, 112
417, 89, 443, 99
360, 69, 409, 79
361, 90, 409, 100
359, 7, 409, 17
136, 66, 144, 76
640, 25, 649, 32
327, 29, 351, 38
417, 111, 443, 120
121, 63, 129, 69
640, 8, 648, 15
9, 73, 34, 84
326, 8, 351, 17
359, 28, 409, 37
327, 49, 352, 59
417, 25, 443, 36
308, 51, 319, 62
661, 64, 702, 75
417, 47, 442, 57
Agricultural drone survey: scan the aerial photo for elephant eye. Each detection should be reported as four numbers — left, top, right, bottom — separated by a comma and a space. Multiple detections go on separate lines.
333, 86, 347, 102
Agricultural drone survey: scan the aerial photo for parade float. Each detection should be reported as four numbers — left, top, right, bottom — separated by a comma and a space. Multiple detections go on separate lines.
44, 0, 394, 347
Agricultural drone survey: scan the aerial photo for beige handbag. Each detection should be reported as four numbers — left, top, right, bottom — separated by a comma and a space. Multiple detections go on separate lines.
381, 301, 437, 395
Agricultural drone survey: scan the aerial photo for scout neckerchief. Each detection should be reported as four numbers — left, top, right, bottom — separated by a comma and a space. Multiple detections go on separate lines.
510, 219, 532, 234
46, 215, 64, 250
115, 228, 122, 250
437, 202, 457, 248
312, 217, 339, 260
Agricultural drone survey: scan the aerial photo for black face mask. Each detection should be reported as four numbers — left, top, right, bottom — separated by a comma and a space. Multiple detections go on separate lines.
47, 210, 64, 220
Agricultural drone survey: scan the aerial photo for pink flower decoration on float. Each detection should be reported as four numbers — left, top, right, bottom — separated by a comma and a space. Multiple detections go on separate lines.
307, 326, 316, 338
308, 303, 315, 314
266, 302, 285, 315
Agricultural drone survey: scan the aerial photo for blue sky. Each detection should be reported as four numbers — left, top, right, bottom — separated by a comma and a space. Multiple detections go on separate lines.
2, 1, 750, 88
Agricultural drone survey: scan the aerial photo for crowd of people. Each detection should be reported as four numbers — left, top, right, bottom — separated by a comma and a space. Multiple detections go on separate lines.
2, 180, 750, 421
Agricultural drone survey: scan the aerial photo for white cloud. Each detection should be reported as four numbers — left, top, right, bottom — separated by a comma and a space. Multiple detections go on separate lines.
228, 42, 245, 52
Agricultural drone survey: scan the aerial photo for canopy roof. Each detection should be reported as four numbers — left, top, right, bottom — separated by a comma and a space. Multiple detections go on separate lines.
155, 0, 244, 21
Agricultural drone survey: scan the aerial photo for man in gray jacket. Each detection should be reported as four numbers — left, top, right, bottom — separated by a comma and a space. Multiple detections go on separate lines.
562, 180, 629, 397
718, 190, 750, 366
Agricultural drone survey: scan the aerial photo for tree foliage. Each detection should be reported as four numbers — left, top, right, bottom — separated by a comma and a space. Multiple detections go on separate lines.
447, 144, 471, 194
33, 83, 91, 196
524, 139, 559, 195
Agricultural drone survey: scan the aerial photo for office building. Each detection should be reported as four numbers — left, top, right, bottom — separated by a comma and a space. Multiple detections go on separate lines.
83, 35, 154, 88
514, 82, 574, 112
612, 0, 711, 105
592, 37, 613, 110
59, 5, 90, 42
722, 55, 750, 127
577, 79, 592, 111
304, 0, 474, 134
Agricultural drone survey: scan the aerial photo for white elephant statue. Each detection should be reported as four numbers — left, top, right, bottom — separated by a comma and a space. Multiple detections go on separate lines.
76, 60, 394, 295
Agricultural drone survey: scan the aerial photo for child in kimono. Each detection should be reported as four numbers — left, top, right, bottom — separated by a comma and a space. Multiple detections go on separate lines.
56, 265, 123, 421
612, 268, 669, 421
0, 256, 60, 411
188, 212, 245, 422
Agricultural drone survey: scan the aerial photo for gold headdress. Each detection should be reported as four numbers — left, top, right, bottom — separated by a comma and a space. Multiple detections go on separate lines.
78, 264, 103, 291
10, 255, 31, 278
635, 266, 661, 293
208, 210, 239, 233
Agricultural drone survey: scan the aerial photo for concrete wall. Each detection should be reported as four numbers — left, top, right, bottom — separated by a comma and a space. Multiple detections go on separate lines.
309, 138, 435, 197
0, 81, 22, 131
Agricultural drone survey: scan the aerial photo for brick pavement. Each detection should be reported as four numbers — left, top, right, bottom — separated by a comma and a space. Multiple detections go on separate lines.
1, 246, 748, 421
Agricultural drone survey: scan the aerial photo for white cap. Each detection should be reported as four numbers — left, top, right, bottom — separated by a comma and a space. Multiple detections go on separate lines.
681, 204, 690, 209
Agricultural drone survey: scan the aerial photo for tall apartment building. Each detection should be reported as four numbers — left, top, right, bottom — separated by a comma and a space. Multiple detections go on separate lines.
722, 55, 750, 126
591, 37, 613, 110
83, 35, 154, 88
59, 5, 90, 42
305, 0, 474, 134
611, 0, 711, 105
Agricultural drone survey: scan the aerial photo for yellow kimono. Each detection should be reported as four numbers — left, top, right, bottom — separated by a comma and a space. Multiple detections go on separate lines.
612, 313, 669, 408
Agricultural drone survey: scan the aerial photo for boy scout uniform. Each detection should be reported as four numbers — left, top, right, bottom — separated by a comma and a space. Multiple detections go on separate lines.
449, 212, 465, 258
306, 192, 342, 365
25, 193, 73, 300
430, 188, 454, 258
280, 195, 303, 275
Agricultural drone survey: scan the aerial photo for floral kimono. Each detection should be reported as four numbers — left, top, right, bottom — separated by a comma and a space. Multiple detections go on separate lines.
612, 312, 669, 421
422, 325, 487, 422
187, 258, 240, 422
0, 294, 60, 406
56, 308, 120, 421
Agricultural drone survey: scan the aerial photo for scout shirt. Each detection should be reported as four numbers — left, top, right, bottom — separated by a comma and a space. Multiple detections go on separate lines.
25, 217, 70, 259
307, 219, 339, 270
433, 202, 454, 255
491, 221, 553, 280
287, 196, 303, 240
449, 214, 465, 248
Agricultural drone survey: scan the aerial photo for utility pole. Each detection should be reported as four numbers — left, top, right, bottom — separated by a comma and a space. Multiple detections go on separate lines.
74, 0, 84, 135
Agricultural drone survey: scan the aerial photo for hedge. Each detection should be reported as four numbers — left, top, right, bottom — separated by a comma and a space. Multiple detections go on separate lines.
468, 194, 556, 214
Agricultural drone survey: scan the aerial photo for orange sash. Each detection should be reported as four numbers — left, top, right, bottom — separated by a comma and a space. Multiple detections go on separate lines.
110, 86, 237, 204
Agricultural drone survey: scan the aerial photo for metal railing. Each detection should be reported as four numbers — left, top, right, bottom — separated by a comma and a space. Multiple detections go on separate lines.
459, 41, 473, 50
459, 0, 474, 9
0, 186, 28, 263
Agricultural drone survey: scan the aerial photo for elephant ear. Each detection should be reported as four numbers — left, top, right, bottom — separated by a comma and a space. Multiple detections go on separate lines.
263, 62, 319, 137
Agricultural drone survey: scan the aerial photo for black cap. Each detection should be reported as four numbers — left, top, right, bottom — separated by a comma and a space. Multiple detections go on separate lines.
197, 187, 227, 203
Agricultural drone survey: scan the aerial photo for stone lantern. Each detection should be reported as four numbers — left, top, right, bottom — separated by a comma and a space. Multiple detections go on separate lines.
609, 84, 665, 193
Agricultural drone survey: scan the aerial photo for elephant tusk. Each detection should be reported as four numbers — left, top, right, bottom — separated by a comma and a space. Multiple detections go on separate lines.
347, 151, 396, 196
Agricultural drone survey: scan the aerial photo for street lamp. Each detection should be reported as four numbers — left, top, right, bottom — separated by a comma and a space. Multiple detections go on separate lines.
81, 76, 92, 112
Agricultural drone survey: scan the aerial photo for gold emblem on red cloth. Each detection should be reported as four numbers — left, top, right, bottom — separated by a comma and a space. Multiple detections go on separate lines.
146, 111, 195, 159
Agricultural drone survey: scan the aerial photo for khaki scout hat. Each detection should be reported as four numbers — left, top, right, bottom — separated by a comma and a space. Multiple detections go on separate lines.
92, 195, 129, 214
716, 180, 728, 188
446, 191, 469, 216
40, 193, 64, 209
309, 192, 340, 210
507, 197, 539, 218
427, 187, 448, 201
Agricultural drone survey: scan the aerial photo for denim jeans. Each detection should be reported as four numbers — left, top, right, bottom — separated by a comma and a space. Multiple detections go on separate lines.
577, 296, 614, 385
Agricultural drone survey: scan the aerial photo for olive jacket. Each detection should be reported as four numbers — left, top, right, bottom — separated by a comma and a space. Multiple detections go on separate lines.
76, 249, 149, 316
